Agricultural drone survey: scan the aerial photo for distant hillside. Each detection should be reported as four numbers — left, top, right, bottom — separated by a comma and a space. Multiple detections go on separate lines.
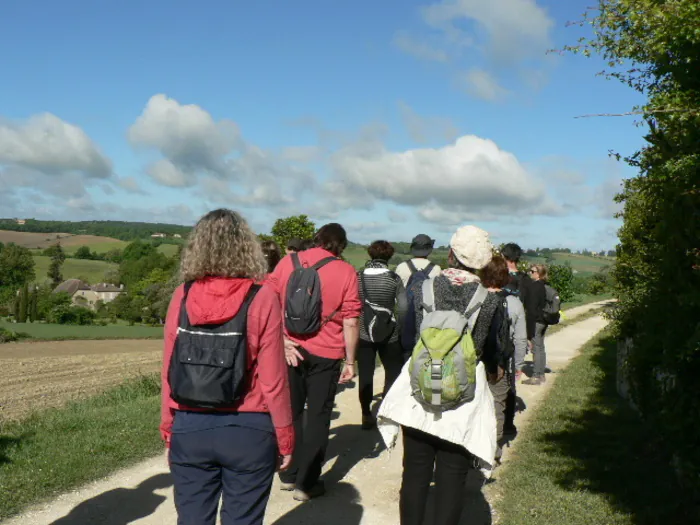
0, 219, 191, 241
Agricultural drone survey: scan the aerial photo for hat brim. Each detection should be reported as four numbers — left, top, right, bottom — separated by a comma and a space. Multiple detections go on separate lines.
411, 247, 433, 257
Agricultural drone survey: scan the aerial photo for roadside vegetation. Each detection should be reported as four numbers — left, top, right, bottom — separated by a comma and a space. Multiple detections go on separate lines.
492, 332, 697, 524
0, 321, 162, 340
0, 375, 162, 520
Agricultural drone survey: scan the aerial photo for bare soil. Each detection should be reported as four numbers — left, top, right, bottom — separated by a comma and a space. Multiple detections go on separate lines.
0, 339, 160, 421
0, 230, 123, 250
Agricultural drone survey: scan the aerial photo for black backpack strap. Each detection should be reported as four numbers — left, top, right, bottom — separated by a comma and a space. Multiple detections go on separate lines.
359, 271, 370, 302
423, 262, 435, 276
311, 256, 338, 271
291, 252, 302, 270
178, 281, 195, 329
406, 259, 417, 274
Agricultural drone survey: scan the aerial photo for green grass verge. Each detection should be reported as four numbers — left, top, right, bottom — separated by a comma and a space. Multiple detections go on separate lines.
0, 375, 162, 520
494, 331, 697, 524
563, 292, 614, 310
0, 321, 163, 340
32, 256, 117, 285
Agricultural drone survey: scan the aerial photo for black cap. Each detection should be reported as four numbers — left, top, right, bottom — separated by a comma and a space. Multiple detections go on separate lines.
286, 238, 304, 251
411, 234, 435, 257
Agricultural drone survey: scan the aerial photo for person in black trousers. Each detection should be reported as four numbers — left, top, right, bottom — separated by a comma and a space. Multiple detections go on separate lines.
357, 241, 408, 429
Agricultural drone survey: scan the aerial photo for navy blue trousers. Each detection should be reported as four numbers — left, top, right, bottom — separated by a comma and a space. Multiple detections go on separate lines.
169, 425, 277, 525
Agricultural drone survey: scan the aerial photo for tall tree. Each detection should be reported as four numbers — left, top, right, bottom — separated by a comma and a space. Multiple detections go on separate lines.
29, 287, 38, 323
47, 242, 66, 287
18, 283, 29, 323
0, 243, 36, 289
567, 0, 700, 492
270, 215, 316, 250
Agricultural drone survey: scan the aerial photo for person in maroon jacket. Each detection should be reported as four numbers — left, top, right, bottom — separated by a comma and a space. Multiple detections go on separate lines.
161, 209, 294, 525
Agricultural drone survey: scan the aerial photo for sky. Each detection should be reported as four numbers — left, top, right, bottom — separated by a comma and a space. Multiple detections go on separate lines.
0, 0, 646, 250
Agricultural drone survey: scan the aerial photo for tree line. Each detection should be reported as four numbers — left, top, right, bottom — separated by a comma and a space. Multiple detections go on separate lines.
0, 219, 191, 241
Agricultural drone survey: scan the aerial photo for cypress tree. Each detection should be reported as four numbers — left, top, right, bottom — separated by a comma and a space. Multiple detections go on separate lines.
18, 283, 29, 323
29, 287, 39, 323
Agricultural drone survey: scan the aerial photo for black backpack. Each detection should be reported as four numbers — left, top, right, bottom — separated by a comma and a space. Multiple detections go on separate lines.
168, 281, 260, 408
492, 291, 515, 372
359, 272, 397, 344
400, 260, 435, 350
285, 253, 338, 335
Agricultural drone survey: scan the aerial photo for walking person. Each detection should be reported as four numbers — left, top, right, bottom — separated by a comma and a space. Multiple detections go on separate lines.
479, 255, 528, 464
395, 234, 442, 287
261, 240, 282, 274
523, 264, 548, 385
357, 240, 408, 429
160, 209, 294, 525
267, 223, 361, 501
379, 225, 503, 525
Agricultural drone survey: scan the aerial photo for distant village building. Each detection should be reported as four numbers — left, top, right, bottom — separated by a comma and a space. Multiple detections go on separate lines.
151, 233, 167, 239
173, 233, 182, 239
53, 279, 124, 309
14, 218, 26, 225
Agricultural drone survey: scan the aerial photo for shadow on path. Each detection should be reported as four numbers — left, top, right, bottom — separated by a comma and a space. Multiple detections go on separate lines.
270, 482, 363, 525
50, 473, 172, 525
322, 423, 385, 485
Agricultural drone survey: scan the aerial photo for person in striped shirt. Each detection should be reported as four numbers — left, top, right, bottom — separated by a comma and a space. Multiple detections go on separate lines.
357, 240, 408, 429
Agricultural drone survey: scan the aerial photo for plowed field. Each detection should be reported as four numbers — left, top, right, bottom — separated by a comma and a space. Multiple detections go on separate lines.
0, 339, 161, 421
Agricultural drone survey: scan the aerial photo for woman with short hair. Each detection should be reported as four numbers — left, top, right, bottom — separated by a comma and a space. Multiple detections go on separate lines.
161, 209, 294, 525
522, 264, 548, 386
357, 240, 408, 429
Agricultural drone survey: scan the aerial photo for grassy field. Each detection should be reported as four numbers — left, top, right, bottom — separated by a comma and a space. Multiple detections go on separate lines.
524, 252, 613, 276
493, 331, 697, 524
0, 321, 163, 340
157, 243, 180, 256
0, 375, 162, 520
32, 256, 117, 284
0, 231, 125, 251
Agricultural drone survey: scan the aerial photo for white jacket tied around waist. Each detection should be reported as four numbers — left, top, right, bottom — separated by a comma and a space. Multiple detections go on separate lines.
378, 360, 497, 476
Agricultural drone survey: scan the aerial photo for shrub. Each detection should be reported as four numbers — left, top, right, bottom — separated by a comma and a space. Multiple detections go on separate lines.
548, 263, 575, 303
47, 305, 97, 325
0, 327, 18, 343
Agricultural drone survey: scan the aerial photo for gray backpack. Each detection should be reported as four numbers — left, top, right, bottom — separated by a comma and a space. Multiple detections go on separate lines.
284, 253, 338, 335
542, 284, 561, 325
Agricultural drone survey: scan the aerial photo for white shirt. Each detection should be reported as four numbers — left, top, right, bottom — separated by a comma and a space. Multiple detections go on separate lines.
395, 258, 442, 288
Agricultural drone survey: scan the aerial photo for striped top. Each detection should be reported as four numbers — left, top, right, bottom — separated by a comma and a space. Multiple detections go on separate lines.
357, 260, 409, 343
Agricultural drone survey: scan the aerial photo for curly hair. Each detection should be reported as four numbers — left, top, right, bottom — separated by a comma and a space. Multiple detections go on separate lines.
480, 255, 510, 289
180, 209, 266, 282
368, 240, 395, 262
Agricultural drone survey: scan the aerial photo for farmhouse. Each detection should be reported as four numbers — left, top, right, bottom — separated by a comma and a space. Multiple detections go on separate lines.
151, 233, 167, 238
53, 279, 124, 309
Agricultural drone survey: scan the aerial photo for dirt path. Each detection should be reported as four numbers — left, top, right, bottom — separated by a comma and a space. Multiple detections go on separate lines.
3, 315, 609, 525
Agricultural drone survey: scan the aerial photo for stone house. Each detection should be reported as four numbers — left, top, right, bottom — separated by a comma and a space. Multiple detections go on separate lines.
53, 279, 124, 309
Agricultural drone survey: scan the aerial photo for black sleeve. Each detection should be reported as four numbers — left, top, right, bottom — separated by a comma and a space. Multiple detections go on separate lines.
483, 304, 506, 374
521, 275, 538, 340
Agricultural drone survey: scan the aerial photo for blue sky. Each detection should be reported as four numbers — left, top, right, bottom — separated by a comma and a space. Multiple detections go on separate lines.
0, 0, 645, 250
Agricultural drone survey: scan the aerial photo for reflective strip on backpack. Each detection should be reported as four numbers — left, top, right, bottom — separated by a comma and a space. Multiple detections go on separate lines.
177, 327, 243, 337
431, 359, 443, 406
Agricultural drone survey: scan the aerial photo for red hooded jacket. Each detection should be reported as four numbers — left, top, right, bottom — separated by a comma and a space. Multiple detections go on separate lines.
160, 277, 294, 456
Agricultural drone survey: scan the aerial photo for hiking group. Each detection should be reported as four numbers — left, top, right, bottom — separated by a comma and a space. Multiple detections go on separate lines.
160, 208, 562, 525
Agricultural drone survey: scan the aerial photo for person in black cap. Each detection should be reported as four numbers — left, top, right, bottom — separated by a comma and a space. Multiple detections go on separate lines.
285, 238, 304, 255
395, 234, 442, 287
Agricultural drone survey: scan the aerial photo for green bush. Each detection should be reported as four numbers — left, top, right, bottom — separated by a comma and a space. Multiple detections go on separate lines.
548, 263, 575, 303
47, 305, 97, 325
0, 327, 30, 344
569, 0, 700, 494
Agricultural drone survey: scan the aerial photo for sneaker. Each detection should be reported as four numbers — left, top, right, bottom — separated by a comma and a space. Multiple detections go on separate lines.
522, 376, 545, 386
361, 414, 376, 430
293, 482, 326, 502
279, 482, 296, 492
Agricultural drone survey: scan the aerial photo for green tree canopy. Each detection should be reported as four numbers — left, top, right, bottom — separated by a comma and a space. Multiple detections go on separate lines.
74, 246, 94, 259
0, 243, 36, 289
270, 215, 316, 250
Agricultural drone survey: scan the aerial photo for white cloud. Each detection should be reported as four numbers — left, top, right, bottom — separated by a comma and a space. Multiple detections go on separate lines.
115, 176, 146, 194
147, 158, 193, 187
460, 69, 510, 101
422, 0, 554, 64
0, 113, 111, 178
392, 31, 449, 62
328, 135, 559, 225
398, 102, 459, 144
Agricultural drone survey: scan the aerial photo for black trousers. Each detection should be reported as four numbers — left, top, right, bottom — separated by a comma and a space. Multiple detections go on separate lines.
400, 427, 472, 525
357, 339, 404, 415
278, 348, 342, 492
170, 425, 277, 525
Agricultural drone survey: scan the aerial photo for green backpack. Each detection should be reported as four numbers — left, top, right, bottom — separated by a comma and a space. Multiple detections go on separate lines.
409, 279, 488, 412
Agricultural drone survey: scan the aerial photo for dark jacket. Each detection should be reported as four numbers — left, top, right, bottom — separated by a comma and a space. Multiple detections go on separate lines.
529, 280, 547, 325
357, 260, 408, 343
506, 271, 542, 340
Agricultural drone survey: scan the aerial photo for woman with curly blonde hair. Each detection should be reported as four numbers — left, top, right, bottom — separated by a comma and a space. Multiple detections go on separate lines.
161, 209, 294, 525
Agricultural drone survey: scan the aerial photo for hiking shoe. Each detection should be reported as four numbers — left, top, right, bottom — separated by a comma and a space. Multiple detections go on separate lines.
293, 482, 326, 502
361, 414, 376, 430
279, 482, 296, 492
522, 376, 545, 386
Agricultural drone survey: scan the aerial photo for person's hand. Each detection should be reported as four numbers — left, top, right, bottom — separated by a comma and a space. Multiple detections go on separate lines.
339, 362, 356, 384
284, 338, 304, 367
514, 370, 523, 382
528, 340, 534, 352
278, 454, 292, 472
